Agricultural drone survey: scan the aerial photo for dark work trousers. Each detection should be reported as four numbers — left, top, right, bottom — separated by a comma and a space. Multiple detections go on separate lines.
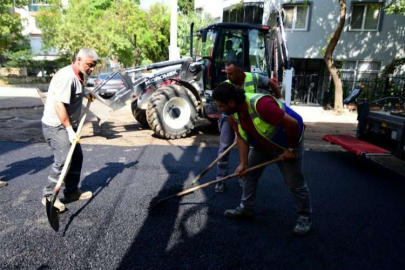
217, 114, 236, 179
240, 139, 312, 218
42, 123, 83, 197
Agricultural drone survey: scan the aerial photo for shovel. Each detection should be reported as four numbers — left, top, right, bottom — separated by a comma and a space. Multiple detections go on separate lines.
191, 140, 237, 185
150, 156, 283, 210
46, 99, 92, 231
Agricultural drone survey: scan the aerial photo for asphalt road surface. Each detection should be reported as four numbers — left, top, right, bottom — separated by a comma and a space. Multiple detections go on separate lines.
1, 141, 405, 270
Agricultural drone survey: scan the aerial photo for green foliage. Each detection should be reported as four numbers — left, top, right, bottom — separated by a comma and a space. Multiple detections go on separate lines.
0, 0, 29, 53
144, 4, 170, 63
385, 1, 405, 15
3, 49, 32, 68
178, 0, 194, 15
37, 0, 114, 60
381, 58, 405, 76
178, 11, 216, 57
37, 0, 171, 67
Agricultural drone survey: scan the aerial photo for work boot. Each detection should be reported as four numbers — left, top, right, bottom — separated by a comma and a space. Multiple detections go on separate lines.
63, 190, 92, 203
215, 182, 225, 193
224, 206, 255, 220
42, 197, 66, 212
0, 180, 7, 188
293, 216, 312, 235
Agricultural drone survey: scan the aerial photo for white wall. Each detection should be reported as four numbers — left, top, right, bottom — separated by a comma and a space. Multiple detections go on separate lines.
16, 6, 59, 57
195, 0, 223, 20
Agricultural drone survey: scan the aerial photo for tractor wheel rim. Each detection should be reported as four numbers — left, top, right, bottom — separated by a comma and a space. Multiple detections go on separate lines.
163, 97, 191, 129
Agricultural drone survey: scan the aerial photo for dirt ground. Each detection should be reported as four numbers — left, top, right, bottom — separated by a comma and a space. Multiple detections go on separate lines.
0, 87, 358, 152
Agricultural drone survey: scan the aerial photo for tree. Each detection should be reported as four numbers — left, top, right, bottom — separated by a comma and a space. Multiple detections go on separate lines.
178, 0, 194, 15
385, 0, 405, 15
101, 0, 148, 67
37, 0, 170, 67
323, 0, 346, 112
101, 2, 170, 67
144, 4, 170, 63
0, 0, 29, 54
178, 11, 215, 57
37, 0, 115, 60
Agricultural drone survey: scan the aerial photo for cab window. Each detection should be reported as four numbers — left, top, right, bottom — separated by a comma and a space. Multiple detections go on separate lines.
215, 29, 244, 66
248, 29, 268, 75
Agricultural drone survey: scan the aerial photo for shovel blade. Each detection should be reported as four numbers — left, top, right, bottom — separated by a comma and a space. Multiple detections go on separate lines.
46, 197, 60, 231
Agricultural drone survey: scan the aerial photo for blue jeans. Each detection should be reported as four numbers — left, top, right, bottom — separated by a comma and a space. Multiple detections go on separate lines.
240, 139, 312, 217
42, 123, 83, 197
217, 115, 235, 179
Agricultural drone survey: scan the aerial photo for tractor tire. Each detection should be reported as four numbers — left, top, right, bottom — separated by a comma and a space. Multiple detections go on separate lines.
131, 100, 149, 128
146, 84, 198, 139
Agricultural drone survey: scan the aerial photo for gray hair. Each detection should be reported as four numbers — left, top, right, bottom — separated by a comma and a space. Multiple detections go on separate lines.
76, 48, 98, 61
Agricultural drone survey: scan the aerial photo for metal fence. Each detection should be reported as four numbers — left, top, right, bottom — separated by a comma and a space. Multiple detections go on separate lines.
290, 73, 405, 107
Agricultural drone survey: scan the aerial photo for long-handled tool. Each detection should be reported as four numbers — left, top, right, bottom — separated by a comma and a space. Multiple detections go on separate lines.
191, 140, 237, 185
46, 100, 92, 231
150, 156, 283, 210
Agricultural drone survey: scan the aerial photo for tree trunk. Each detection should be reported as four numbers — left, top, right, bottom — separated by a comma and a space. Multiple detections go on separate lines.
323, 0, 346, 112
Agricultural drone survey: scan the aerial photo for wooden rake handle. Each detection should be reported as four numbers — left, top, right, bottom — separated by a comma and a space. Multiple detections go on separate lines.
158, 156, 284, 204
191, 140, 237, 185
54, 100, 92, 192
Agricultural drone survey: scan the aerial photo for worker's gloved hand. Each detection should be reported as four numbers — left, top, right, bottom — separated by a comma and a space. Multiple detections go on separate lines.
66, 126, 79, 144
85, 92, 96, 102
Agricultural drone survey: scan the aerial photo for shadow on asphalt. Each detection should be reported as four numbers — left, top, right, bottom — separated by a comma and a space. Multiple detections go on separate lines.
0, 155, 53, 183
62, 161, 138, 235
117, 146, 223, 269
117, 149, 405, 270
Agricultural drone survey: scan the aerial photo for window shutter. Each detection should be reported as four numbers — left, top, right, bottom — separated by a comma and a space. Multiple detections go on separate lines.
364, 4, 380, 30
295, 6, 307, 29
351, 5, 365, 29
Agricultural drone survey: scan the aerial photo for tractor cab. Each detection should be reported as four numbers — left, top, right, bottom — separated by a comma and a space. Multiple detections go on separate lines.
194, 23, 271, 90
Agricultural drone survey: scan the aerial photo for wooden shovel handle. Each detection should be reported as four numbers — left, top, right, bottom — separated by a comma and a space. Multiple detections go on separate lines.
158, 157, 284, 204
191, 140, 237, 185
54, 100, 92, 192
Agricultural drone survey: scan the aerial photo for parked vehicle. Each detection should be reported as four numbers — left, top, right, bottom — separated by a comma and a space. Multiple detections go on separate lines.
86, 75, 97, 87
96, 73, 124, 98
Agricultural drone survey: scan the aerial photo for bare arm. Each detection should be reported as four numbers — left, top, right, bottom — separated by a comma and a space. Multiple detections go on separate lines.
54, 101, 71, 128
279, 113, 300, 160
229, 115, 250, 176
235, 135, 250, 176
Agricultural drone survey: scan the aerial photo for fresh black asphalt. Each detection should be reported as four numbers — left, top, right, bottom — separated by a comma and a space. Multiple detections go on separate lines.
0, 141, 404, 270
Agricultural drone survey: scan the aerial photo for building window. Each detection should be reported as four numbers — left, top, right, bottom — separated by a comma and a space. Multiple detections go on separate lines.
336, 60, 381, 92
29, 0, 49, 12
244, 4, 263, 24
350, 3, 382, 31
223, 2, 264, 24
283, 4, 310, 31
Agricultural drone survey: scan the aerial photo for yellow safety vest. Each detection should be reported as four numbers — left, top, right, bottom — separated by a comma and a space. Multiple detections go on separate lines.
233, 93, 286, 149
226, 72, 259, 93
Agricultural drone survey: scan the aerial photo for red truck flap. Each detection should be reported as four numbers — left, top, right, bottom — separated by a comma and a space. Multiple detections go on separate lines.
323, 134, 390, 156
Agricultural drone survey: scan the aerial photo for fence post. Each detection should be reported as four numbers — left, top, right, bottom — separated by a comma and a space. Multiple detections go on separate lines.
384, 76, 390, 97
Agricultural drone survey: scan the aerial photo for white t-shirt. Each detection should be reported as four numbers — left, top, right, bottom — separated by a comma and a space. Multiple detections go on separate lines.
41, 65, 84, 128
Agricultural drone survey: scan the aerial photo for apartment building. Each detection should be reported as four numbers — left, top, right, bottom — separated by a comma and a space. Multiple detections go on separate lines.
17, 0, 60, 62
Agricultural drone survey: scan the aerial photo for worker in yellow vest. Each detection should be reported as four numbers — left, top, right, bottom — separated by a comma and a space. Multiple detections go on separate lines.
215, 60, 282, 193
212, 82, 312, 235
